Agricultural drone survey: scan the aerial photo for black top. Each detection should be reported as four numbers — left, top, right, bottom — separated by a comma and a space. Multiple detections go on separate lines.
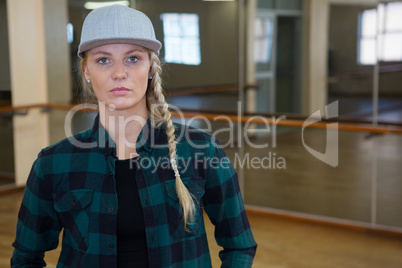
115, 157, 149, 268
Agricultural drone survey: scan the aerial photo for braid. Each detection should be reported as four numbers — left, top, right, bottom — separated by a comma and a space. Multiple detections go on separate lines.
148, 52, 196, 230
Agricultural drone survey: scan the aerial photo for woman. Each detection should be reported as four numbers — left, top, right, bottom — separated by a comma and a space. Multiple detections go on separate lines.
11, 5, 256, 268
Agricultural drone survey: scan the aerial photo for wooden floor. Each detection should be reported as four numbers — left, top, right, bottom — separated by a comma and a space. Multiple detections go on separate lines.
2, 191, 402, 268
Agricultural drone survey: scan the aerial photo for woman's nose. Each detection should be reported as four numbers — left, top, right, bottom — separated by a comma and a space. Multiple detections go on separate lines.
112, 63, 127, 80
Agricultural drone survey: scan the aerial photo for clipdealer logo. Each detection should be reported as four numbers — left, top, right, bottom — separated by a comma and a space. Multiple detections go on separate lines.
63, 101, 339, 169
302, 101, 339, 167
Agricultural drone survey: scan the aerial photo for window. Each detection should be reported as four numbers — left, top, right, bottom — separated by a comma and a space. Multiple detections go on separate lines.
67, 23, 74, 44
358, 2, 402, 65
160, 13, 201, 65
378, 3, 402, 62
254, 17, 274, 63
358, 9, 377, 65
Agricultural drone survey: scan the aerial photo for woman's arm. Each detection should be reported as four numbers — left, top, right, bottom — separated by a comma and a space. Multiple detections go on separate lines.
11, 154, 62, 268
203, 140, 257, 268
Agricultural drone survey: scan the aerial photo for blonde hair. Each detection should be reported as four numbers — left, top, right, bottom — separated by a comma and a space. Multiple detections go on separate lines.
78, 51, 196, 230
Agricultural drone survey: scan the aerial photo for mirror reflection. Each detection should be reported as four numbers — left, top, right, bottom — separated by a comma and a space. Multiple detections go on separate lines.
328, 0, 402, 124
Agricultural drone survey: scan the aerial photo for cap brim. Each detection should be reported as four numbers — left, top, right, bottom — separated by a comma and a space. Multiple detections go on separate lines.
78, 38, 162, 58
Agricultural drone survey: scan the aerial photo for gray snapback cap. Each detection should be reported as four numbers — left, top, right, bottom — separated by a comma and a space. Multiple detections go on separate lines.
78, 5, 162, 58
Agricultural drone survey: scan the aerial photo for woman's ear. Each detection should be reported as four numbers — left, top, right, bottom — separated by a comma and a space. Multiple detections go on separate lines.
83, 63, 90, 80
148, 68, 153, 80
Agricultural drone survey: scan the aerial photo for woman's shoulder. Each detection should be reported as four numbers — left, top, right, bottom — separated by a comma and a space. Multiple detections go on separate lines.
169, 122, 226, 158
38, 127, 94, 157
172, 122, 217, 146
27, 128, 94, 176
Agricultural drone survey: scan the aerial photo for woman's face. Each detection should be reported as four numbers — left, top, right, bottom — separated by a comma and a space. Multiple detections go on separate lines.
84, 43, 151, 113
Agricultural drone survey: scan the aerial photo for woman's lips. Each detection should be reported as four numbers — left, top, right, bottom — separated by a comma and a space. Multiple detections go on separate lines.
110, 87, 131, 95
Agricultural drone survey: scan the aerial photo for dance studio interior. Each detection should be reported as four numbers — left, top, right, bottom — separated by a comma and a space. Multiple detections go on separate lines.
1, 0, 402, 267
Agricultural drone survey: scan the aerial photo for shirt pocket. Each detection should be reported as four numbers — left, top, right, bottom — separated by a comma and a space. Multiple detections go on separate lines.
165, 177, 205, 240
54, 189, 93, 251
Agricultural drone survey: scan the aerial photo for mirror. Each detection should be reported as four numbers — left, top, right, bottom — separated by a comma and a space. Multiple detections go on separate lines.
328, 0, 402, 125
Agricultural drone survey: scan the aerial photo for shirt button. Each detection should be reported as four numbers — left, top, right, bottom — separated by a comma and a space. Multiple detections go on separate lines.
109, 172, 113, 176
108, 243, 114, 250
108, 208, 114, 213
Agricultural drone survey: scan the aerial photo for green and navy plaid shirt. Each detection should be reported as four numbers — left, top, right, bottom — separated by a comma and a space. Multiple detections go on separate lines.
11, 114, 257, 268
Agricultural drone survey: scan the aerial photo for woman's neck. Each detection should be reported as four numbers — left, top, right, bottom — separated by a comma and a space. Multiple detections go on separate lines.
98, 102, 148, 160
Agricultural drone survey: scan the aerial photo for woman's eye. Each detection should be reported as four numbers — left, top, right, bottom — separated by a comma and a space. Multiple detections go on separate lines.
128, 56, 139, 63
97, 57, 109, 64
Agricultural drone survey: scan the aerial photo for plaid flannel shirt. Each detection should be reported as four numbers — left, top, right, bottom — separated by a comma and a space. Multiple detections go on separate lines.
11, 113, 257, 268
